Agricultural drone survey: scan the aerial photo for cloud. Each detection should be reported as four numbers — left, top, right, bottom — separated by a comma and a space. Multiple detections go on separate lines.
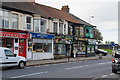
35, 0, 118, 43
97, 21, 118, 31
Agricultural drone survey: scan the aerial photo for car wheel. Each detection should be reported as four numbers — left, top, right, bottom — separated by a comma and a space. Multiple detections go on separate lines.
18, 61, 25, 69
112, 69, 117, 74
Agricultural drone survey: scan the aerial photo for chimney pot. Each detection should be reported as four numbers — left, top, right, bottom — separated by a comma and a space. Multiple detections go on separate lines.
61, 5, 69, 13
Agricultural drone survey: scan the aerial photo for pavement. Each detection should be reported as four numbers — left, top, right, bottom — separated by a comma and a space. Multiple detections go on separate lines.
26, 55, 112, 67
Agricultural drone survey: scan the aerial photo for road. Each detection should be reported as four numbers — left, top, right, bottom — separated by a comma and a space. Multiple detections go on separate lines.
2, 58, 120, 79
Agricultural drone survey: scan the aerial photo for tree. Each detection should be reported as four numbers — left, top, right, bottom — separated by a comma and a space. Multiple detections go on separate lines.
94, 28, 103, 43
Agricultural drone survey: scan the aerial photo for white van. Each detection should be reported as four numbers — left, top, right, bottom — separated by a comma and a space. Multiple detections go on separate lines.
0, 47, 26, 69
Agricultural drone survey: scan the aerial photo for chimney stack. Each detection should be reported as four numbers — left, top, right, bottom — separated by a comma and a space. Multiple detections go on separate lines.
61, 5, 69, 13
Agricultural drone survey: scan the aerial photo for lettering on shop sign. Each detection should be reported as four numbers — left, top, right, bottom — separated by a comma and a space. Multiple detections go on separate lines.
0, 31, 30, 39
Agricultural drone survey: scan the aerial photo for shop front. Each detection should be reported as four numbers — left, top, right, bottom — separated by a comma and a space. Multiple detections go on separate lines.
29, 32, 54, 60
0, 31, 30, 58
54, 35, 73, 58
86, 39, 96, 56
73, 37, 87, 57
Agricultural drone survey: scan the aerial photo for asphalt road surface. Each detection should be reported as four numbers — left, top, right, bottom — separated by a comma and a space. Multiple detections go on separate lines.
2, 59, 120, 79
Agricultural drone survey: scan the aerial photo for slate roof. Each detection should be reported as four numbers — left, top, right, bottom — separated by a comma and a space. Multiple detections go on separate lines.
2, 2, 94, 25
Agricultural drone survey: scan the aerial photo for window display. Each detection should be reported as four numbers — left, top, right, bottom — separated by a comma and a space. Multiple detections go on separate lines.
32, 39, 52, 53
33, 43, 52, 52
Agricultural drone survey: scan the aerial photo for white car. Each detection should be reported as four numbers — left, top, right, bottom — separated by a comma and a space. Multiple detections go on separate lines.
0, 47, 26, 69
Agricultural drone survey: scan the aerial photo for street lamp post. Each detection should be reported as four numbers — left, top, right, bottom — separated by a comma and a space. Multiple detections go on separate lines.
89, 15, 94, 23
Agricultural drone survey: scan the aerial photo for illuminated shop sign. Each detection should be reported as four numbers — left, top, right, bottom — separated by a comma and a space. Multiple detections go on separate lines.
0, 31, 30, 39
29, 32, 55, 39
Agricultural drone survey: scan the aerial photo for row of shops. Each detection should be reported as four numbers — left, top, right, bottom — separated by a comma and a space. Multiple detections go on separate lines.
0, 29, 96, 60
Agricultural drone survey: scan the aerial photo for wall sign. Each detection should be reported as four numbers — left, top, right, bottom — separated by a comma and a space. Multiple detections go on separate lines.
0, 31, 30, 39
88, 39, 96, 44
29, 32, 54, 39
54, 36, 73, 44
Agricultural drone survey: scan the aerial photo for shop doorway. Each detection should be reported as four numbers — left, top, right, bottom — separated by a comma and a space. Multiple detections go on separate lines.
19, 39, 26, 58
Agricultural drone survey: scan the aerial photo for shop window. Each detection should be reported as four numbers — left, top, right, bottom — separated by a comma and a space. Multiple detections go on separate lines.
4, 49, 14, 57
6, 39, 13, 51
34, 19, 40, 32
40, 19, 46, 33
19, 39, 25, 43
0, 39, 5, 47
12, 13, 18, 29
59, 23, 63, 34
53, 22, 58, 33
33, 43, 52, 53
26, 16, 31, 30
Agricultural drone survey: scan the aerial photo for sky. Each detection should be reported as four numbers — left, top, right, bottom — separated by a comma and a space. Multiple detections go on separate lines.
35, 0, 119, 44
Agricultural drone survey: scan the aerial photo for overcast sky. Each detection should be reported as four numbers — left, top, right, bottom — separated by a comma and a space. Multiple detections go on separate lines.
35, 0, 119, 43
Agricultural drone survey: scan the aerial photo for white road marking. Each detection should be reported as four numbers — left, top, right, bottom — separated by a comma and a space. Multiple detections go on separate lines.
10, 75, 26, 78
26, 72, 44, 76
10, 71, 48, 78
106, 62, 111, 64
60, 63, 65, 64
84, 65, 89, 67
98, 63, 106, 65
98, 62, 111, 65
65, 66, 83, 70
110, 73, 114, 76
101, 75, 108, 77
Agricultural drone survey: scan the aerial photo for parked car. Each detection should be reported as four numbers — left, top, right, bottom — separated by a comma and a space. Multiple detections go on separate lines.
112, 49, 120, 74
0, 47, 26, 69
95, 49, 108, 56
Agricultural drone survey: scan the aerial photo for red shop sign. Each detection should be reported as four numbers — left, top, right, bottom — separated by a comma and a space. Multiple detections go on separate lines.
0, 31, 30, 39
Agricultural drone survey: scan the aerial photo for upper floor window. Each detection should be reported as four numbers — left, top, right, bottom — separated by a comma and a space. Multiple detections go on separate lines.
68, 26, 73, 35
0, 10, 3, 28
41, 19, 47, 33
86, 29, 89, 33
26, 16, 32, 30
0, 10, 9, 29
12, 13, 18, 29
64, 24, 66, 34
34, 19, 40, 32
75, 27, 80, 36
59, 23, 63, 34
80, 27, 84, 37
53, 22, 58, 33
